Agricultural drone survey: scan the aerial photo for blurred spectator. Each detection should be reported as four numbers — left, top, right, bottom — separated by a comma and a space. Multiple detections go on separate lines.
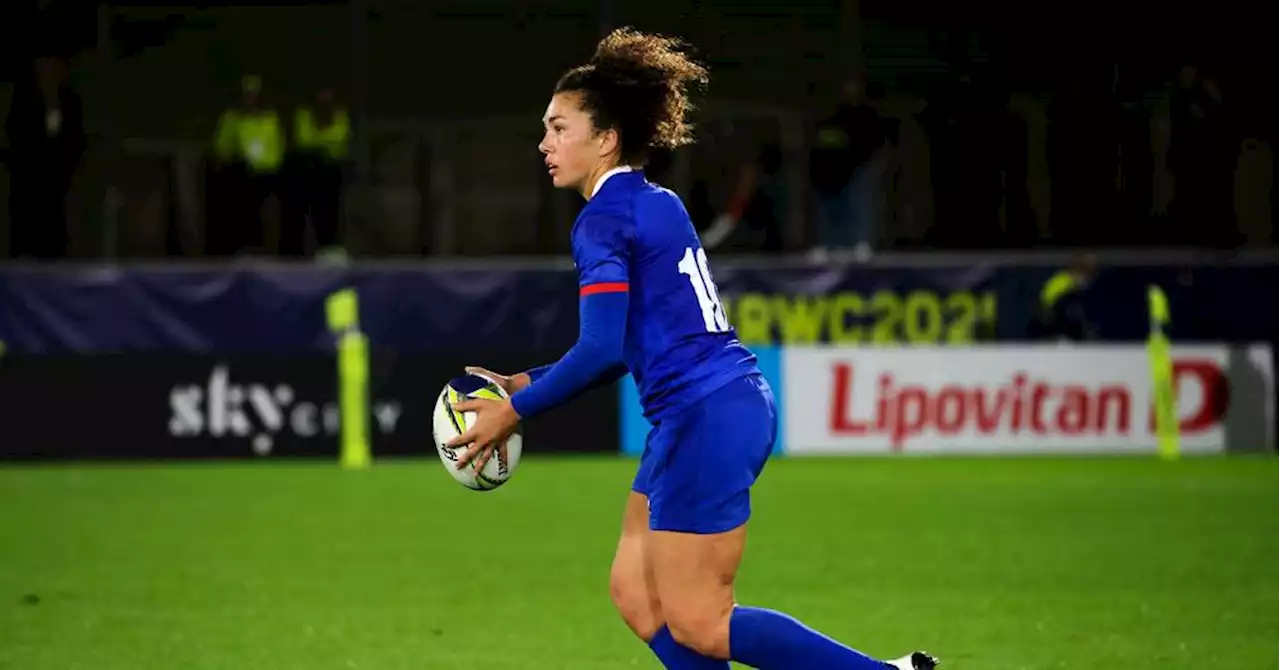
1113, 63, 1156, 243
3, 55, 85, 260
283, 86, 350, 258
1164, 65, 1240, 247
809, 76, 888, 259
916, 72, 1019, 249
993, 82, 1036, 247
208, 75, 285, 256
701, 143, 785, 253
1047, 63, 1123, 246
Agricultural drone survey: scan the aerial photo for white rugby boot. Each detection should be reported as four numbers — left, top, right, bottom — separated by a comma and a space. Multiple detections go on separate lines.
884, 651, 940, 669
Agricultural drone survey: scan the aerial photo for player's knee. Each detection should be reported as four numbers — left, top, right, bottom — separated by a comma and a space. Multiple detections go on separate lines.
664, 600, 734, 659
609, 560, 661, 641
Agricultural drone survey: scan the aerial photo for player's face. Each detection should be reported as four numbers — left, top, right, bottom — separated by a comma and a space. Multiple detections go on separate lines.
538, 91, 605, 192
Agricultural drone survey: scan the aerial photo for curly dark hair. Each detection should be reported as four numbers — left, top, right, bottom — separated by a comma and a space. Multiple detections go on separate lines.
555, 27, 709, 166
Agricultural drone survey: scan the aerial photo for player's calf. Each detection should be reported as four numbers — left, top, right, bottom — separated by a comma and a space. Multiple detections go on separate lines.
610, 492, 664, 642
609, 550, 663, 641
649, 525, 746, 659
663, 598, 736, 658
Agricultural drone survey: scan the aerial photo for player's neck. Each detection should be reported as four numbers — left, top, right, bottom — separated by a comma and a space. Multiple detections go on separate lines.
581, 162, 632, 201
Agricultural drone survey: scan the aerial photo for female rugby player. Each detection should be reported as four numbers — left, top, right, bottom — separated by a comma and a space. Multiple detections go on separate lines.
446, 27, 938, 670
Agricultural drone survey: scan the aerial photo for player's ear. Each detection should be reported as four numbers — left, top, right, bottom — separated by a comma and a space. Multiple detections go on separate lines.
596, 127, 619, 158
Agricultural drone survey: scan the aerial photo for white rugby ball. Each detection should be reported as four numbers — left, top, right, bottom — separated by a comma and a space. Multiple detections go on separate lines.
431, 373, 523, 491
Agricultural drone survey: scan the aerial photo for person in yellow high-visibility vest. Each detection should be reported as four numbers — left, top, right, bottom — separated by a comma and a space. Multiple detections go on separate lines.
209, 75, 285, 255
1034, 253, 1097, 341
281, 87, 350, 258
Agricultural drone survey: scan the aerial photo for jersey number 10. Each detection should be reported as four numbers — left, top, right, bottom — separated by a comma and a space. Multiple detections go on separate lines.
678, 247, 730, 333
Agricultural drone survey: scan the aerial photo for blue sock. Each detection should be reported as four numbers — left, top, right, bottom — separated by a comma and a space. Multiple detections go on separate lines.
729, 606, 887, 669
648, 625, 730, 669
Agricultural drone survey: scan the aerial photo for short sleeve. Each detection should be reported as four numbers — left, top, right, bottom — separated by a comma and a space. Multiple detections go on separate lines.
572, 214, 633, 294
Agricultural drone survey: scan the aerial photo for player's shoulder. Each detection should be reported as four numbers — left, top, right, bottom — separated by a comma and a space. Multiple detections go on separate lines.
573, 175, 646, 239
631, 176, 686, 215
571, 202, 636, 260
615, 177, 693, 241
574, 201, 636, 240
573, 172, 691, 250
588, 171, 683, 214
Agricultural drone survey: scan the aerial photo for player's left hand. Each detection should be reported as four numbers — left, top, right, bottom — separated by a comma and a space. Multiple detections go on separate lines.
445, 397, 521, 472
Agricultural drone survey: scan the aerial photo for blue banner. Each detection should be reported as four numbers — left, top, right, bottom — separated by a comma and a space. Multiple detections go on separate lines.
713, 264, 1014, 345
0, 260, 1273, 354
0, 265, 580, 354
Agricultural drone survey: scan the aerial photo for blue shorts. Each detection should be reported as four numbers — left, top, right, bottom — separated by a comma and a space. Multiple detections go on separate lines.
632, 373, 777, 534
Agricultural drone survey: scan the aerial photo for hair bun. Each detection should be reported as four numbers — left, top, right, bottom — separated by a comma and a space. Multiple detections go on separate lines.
554, 27, 709, 162
590, 28, 707, 92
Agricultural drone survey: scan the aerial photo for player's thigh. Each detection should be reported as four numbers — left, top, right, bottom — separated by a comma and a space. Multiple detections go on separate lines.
646, 374, 777, 535
647, 525, 747, 658
642, 375, 776, 656
609, 490, 663, 641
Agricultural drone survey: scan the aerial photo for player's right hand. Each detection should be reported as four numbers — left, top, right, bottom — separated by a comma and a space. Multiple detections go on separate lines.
464, 366, 532, 396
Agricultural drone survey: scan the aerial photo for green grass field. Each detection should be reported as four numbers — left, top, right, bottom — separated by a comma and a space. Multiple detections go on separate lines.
0, 455, 1275, 670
